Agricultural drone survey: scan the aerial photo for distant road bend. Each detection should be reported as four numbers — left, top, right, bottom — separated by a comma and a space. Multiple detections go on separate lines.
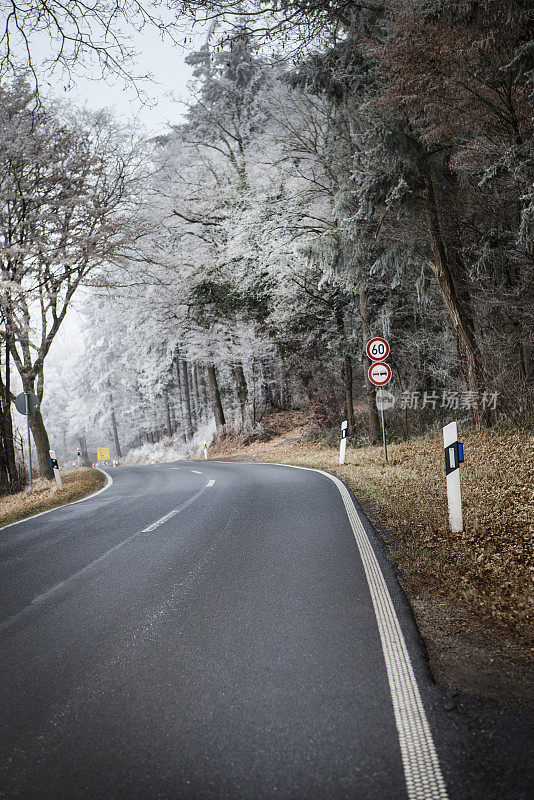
0, 461, 494, 799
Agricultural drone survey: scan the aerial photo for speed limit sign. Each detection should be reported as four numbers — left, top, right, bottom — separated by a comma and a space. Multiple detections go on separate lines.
366, 337, 390, 362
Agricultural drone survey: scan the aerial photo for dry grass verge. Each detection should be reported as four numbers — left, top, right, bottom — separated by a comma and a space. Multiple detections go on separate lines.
282, 432, 533, 645
210, 416, 534, 706
0, 468, 106, 528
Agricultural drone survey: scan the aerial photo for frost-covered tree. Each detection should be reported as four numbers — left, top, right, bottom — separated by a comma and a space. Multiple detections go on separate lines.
42, 1, 532, 470
0, 81, 137, 478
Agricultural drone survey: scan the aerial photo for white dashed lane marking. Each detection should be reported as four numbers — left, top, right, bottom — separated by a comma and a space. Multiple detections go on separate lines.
0, 481, 214, 636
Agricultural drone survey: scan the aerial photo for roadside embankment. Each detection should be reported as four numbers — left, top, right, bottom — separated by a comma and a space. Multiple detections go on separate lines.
0, 467, 107, 529
209, 414, 534, 708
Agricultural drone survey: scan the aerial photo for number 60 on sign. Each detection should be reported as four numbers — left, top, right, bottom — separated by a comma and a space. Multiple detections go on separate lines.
366, 337, 390, 361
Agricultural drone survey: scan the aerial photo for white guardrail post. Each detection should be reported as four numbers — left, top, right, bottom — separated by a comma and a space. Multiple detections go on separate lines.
443, 421, 464, 533
339, 420, 348, 465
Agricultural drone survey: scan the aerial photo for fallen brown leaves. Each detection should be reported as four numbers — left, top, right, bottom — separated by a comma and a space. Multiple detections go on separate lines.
0, 468, 106, 528
301, 432, 533, 645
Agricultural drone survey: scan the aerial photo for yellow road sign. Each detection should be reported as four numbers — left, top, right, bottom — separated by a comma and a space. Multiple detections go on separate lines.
97, 447, 110, 461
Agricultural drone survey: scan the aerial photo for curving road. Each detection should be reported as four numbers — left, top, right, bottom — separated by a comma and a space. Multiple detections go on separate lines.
0, 462, 526, 799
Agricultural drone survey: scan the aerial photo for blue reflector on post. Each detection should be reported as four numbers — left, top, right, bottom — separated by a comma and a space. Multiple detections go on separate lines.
458, 442, 464, 463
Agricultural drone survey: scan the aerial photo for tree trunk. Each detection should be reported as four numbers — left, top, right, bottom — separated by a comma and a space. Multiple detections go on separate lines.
201, 371, 210, 417
152, 407, 160, 443
107, 378, 122, 458
344, 354, 356, 431
0, 341, 19, 493
233, 363, 250, 428
0, 415, 10, 495
206, 364, 226, 430
358, 282, 380, 444
335, 305, 356, 432
192, 364, 203, 424
188, 362, 199, 429
168, 393, 177, 434
259, 358, 279, 411
196, 368, 209, 422
0, 404, 12, 494
28, 407, 54, 479
180, 359, 194, 439
174, 357, 187, 441
78, 434, 90, 467
164, 388, 173, 438
424, 170, 487, 428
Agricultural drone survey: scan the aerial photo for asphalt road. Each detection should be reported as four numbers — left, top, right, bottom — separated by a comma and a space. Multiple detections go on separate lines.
0, 462, 529, 799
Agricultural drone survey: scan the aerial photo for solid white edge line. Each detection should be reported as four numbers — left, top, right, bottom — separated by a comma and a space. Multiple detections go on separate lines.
0, 467, 113, 531
278, 463, 449, 800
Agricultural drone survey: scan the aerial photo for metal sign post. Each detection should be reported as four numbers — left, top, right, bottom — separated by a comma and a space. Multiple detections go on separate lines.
15, 391, 39, 489
379, 389, 388, 464
25, 393, 32, 488
367, 360, 392, 464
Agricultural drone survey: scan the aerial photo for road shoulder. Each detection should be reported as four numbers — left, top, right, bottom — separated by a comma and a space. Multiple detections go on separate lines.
207, 419, 533, 715
0, 468, 108, 529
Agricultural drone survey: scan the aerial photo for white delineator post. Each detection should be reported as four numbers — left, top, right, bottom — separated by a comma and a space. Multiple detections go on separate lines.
339, 420, 348, 465
443, 421, 463, 533
204, 441, 208, 460
49, 449, 63, 490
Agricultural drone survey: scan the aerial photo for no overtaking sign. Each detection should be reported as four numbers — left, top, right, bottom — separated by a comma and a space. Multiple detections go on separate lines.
368, 361, 392, 387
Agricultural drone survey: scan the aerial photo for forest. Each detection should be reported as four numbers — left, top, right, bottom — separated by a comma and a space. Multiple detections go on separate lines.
0, 0, 532, 490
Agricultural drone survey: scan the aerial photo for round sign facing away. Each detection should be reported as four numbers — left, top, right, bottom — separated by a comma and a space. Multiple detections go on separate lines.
368, 361, 392, 387
366, 337, 390, 362
14, 391, 40, 415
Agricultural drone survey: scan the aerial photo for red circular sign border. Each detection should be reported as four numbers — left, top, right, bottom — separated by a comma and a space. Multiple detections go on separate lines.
368, 361, 392, 387
366, 337, 390, 362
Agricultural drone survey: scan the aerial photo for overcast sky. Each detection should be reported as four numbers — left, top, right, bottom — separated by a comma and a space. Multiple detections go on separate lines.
38, 22, 204, 135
